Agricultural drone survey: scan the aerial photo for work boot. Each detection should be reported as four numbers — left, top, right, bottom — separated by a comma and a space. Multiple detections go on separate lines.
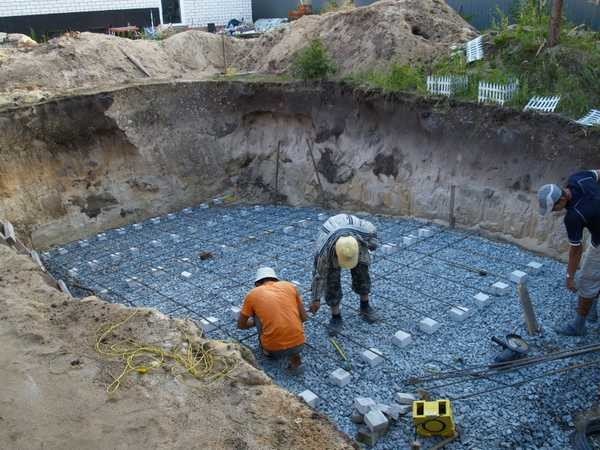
359, 303, 379, 324
589, 299, 598, 323
328, 314, 343, 337
556, 313, 587, 336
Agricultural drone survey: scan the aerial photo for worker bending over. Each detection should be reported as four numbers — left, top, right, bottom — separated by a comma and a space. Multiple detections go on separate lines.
310, 213, 379, 336
238, 267, 308, 373
538, 169, 600, 335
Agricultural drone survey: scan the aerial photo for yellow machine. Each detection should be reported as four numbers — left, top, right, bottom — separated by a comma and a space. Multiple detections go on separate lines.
412, 399, 456, 438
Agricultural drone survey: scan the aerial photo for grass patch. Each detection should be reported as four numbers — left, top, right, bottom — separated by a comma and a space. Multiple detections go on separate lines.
291, 39, 337, 81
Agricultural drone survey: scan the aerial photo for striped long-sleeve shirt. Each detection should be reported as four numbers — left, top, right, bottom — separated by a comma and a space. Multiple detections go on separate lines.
311, 214, 378, 301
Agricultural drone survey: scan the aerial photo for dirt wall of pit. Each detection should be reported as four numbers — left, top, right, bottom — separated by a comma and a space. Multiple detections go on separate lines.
0, 81, 598, 257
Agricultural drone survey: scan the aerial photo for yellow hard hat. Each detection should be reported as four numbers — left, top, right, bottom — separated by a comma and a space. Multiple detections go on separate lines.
335, 236, 359, 269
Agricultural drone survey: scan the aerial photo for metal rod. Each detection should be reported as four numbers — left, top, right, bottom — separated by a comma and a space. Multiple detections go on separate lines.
274, 141, 281, 202
449, 185, 456, 229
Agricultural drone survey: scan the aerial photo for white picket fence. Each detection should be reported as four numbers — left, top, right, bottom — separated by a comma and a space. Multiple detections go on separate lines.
576, 109, 600, 126
466, 36, 484, 63
478, 80, 519, 106
426, 75, 469, 97
524, 95, 560, 113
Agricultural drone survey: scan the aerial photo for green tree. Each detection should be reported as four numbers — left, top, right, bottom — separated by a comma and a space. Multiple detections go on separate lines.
292, 39, 337, 81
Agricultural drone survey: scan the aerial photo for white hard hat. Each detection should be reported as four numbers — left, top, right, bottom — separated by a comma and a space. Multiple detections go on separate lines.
255, 267, 279, 284
336, 236, 359, 269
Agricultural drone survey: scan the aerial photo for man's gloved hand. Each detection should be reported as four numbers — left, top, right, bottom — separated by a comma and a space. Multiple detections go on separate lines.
309, 300, 321, 314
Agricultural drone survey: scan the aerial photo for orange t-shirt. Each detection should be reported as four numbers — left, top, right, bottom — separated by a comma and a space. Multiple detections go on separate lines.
241, 281, 305, 352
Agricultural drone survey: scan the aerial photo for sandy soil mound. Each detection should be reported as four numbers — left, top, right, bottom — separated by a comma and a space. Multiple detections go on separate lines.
0, 0, 474, 103
242, 0, 477, 75
0, 242, 354, 450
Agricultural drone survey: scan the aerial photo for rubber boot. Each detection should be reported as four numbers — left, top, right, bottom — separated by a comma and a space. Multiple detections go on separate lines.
588, 299, 598, 323
359, 301, 379, 324
328, 314, 343, 337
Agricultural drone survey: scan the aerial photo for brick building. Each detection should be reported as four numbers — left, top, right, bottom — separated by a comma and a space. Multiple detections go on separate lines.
0, 0, 252, 36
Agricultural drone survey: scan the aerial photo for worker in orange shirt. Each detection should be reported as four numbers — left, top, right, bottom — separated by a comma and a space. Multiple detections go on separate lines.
238, 267, 308, 374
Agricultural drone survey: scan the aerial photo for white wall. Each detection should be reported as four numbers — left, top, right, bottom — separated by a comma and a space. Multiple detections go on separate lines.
181, 0, 252, 26
0, 0, 253, 27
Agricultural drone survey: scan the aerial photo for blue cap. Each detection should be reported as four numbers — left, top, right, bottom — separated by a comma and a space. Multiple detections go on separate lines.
537, 184, 562, 215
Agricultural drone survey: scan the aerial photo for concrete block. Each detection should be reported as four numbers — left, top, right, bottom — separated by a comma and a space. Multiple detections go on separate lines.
283, 226, 294, 234
418, 228, 434, 238
57, 280, 72, 297
527, 261, 543, 274
372, 403, 391, 416
58, 247, 68, 255
356, 425, 385, 447
492, 281, 510, 295
299, 390, 320, 408
392, 330, 412, 348
474, 292, 490, 307
151, 217, 161, 224
351, 409, 364, 424
30, 251, 46, 272
99, 289, 109, 295
254, 205, 264, 211
150, 240, 161, 247
167, 213, 176, 220
199, 203, 209, 209
150, 267, 164, 277
133, 223, 142, 230
68, 268, 78, 277
329, 368, 351, 387
509, 270, 528, 284
403, 236, 416, 246
354, 397, 376, 414
79, 240, 89, 248
395, 392, 417, 405
449, 306, 470, 322
387, 403, 411, 420
229, 306, 241, 320
381, 244, 396, 255
183, 208, 193, 214
116, 228, 126, 235
181, 271, 192, 279
364, 409, 389, 433
1, 221, 16, 243
418, 317, 441, 334
110, 252, 122, 262
126, 277, 139, 288
181, 257, 190, 262
361, 348, 384, 367
97, 233, 107, 241
199, 317, 219, 332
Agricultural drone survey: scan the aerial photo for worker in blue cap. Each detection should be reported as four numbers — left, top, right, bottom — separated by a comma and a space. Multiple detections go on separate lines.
538, 169, 600, 335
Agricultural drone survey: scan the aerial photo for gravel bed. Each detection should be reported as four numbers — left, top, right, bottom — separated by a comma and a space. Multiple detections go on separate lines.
43, 204, 600, 449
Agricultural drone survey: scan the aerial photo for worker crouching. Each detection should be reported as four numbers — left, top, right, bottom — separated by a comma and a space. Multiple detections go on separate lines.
238, 267, 308, 374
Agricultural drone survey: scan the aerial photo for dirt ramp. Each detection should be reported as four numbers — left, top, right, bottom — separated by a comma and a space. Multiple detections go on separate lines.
242, 0, 477, 75
0, 242, 354, 450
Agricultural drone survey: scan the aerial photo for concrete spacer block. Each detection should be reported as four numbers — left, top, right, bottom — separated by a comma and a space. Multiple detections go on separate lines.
58, 247, 68, 255
356, 424, 385, 447
151, 217, 161, 224
354, 397, 377, 414
79, 240, 89, 248
395, 392, 418, 405
57, 280, 72, 297
364, 409, 389, 433
150, 240, 161, 247
133, 223, 142, 230
183, 207, 193, 214
329, 368, 351, 387
449, 306, 470, 322
116, 228, 126, 235
361, 348, 384, 367
509, 270, 528, 284
403, 236, 416, 246
419, 317, 441, 334
283, 226, 294, 234
30, 250, 46, 272
199, 317, 219, 332
418, 228, 434, 238
97, 233, 107, 241
372, 403, 391, 416
387, 403, 411, 420
527, 261, 543, 274
492, 281, 510, 295
299, 390, 320, 408
381, 244, 396, 255
68, 268, 78, 277
317, 213, 328, 221
229, 306, 241, 319
351, 409, 364, 424
181, 271, 192, 279
126, 277, 139, 288
392, 330, 412, 348
199, 203, 209, 209
167, 213, 176, 220
474, 292, 491, 307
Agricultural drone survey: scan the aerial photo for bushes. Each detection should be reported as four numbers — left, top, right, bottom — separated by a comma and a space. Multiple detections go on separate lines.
291, 39, 337, 81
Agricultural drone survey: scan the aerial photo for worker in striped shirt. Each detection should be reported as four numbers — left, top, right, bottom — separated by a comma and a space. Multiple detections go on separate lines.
309, 214, 379, 336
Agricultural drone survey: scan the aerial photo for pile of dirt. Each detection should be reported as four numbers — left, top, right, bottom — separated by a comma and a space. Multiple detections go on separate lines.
241, 0, 477, 75
0, 0, 475, 104
0, 242, 354, 449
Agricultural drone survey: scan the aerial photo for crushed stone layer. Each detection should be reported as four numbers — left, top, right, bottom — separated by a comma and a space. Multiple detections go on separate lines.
44, 203, 600, 449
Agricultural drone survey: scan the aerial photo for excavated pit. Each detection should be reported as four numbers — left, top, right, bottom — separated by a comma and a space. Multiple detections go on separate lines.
1, 80, 600, 448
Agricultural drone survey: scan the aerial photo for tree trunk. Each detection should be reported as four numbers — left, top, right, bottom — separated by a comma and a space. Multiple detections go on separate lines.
547, 0, 564, 47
